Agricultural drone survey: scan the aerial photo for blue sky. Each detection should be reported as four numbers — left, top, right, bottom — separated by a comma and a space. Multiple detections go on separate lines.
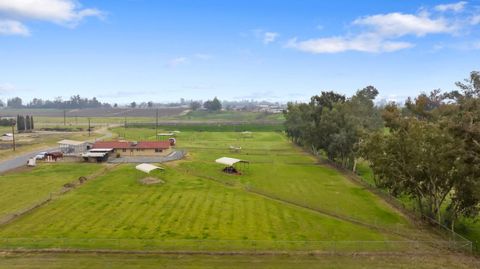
0, 0, 479, 104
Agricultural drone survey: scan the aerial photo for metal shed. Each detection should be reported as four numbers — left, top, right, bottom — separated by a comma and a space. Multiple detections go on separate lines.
58, 140, 89, 155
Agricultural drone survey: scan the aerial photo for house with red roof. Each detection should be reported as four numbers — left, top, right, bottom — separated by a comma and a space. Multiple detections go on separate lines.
92, 140, 172, 156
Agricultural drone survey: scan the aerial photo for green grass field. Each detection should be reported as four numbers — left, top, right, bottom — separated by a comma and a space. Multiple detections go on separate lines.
0, 164, 104, 220
122, 129, 417, 230
0, 164, 404, 251
0, 126, 478, 267
0, 128, 429, 251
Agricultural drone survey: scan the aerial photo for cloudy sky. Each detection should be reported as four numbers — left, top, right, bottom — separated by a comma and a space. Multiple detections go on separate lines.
0, 0, 479, 104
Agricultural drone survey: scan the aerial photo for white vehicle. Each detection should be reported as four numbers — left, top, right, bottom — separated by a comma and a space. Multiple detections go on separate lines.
34, 152, 48, 160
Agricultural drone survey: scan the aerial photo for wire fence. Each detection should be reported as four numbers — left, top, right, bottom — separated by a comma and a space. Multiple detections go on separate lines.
0, 238, 472, 254
316, 158, 474, 254
0, 165, 117, 227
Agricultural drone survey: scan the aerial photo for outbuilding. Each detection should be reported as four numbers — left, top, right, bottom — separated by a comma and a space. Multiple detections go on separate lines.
215, 157, 249, 174
58, 140, 90, 155
135, 163, 164, 174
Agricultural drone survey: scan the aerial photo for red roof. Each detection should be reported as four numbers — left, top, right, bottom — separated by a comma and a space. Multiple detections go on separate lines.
136, 141, 171, 149
92, 141, 170, 149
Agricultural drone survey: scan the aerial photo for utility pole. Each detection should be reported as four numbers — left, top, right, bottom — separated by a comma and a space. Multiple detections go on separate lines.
88, 118, 91, 137
155, 108, 159, 141
63, 108, 66, 126
124, 114, 127, 139
11, 122, 15, 151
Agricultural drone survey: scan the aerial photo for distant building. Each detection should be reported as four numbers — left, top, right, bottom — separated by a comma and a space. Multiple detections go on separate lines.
92, 141, 172, 156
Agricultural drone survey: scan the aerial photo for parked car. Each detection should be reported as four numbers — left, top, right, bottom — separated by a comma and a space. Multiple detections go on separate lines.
34, 152, 48, 160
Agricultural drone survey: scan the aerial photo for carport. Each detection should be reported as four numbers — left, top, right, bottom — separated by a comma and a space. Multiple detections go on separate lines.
215, 157, 249, 174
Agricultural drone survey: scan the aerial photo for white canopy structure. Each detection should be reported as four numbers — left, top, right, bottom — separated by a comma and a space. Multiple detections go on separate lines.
82, 152, 109, 158
135, 163, 164, 174
215, 157, 248, 166
157, 133, 174, 136
88, 148, 114, 152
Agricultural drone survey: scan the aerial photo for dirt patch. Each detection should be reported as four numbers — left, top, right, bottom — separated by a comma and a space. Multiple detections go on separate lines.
0, 143, 24, 150
139, 177, 165, 185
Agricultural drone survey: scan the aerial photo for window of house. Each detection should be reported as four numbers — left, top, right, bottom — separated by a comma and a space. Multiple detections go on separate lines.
155, 149, 163, 153
122, 148, 126, 152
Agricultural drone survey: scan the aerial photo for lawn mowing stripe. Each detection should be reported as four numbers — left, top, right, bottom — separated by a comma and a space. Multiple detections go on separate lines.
146, 185, 172, 238
152, 185, 177, 237
162, 191, 187, 237
180, 169, 404, 239
244, 187, 418, 241
170, 189, 198, 235
178, 190, 203, 238
195, 186, 215, 239
263, 200, 277, 240
157, 188, 181, 238
0, 167, 106, 234
215, 192, 230, 239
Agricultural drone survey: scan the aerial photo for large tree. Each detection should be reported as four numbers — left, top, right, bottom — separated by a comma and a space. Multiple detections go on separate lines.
284, 87, 381, 170
361, 75, 480, 227
7, 97, 23, 108
204, 97, 222, 111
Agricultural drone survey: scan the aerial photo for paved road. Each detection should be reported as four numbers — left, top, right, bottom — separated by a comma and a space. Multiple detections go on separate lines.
0, 147, 59, 174
108, 150, 186, 164
0, 126, 116, 174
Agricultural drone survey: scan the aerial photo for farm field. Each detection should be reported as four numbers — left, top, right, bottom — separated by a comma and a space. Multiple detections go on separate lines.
0, 126, 474, 268
117, 128, 421, 233
0, 164, 104, 220
0, 108, 186, 118
0, 164, 401, 251
2, 109, 285, 129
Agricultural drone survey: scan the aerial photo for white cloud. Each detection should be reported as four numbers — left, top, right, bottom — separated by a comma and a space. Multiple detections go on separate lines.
167, 57, 188, 67
286, 34, 413, 54
353, 12, 455, 37
0, 0, 102, 25
251, 29, 279, 44
263, 32, 279, 44
0, 0, 102, 36
286, 5, 467, 54
434, 1, 467, 12
471, 15, 480, 25
0, 19, 29, 36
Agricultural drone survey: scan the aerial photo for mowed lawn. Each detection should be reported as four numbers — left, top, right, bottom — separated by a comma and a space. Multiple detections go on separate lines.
0, 165, 398, 251
120, 129, 416, 232
0, 164, 103, 219
0, 128, 439, 251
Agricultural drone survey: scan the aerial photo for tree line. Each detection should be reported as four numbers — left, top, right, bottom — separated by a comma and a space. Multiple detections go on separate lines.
283, 71, 480, 229
4, 95, 111, 109
2, 95, 225, 112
